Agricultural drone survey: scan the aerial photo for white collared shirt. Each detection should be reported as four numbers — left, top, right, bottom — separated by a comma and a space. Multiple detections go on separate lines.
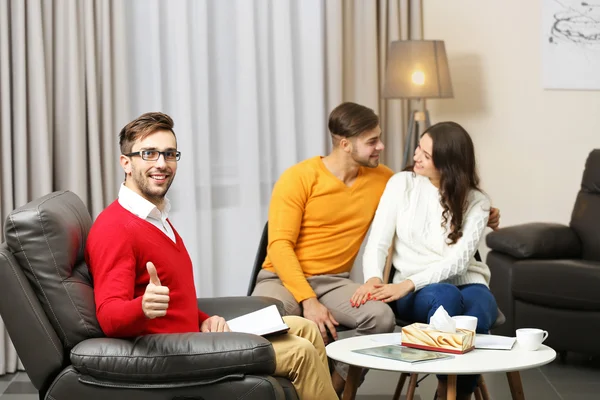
118, 184, 176, 242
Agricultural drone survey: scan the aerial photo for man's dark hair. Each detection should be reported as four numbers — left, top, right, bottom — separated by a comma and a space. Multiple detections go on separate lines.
119, 112, 175, 154
328, 102, 379, 145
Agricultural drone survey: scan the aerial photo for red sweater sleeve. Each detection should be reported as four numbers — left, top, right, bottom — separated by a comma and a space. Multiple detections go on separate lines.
198, 309, 210, 325
86, 226, 147, 337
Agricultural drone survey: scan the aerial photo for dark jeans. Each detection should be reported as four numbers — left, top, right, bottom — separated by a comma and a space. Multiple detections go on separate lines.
391, 283, 498, 394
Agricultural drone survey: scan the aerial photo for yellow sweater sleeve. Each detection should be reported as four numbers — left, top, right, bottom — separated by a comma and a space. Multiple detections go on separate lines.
267, 167, 316, 303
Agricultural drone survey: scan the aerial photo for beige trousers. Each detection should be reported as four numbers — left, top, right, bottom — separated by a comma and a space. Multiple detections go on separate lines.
254, 270, 397, 379
271, 316, 338, 400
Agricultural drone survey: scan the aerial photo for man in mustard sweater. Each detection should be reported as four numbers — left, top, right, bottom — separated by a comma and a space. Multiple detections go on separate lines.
252, 102, 501, 392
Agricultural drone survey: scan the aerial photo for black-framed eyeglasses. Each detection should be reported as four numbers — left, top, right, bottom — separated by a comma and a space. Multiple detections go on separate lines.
123, 150, 181, 162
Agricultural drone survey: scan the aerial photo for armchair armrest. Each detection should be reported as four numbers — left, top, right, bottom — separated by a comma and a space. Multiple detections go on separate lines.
71, 332, 275, 383
197, 296, 285, 320
486, 222, 581, 259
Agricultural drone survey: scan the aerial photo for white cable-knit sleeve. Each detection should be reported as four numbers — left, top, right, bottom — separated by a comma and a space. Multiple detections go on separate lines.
407, 193, 490, 291
362, 173, 407, 283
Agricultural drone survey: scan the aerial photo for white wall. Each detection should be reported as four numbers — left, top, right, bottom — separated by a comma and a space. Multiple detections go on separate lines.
423, 0, 600, 257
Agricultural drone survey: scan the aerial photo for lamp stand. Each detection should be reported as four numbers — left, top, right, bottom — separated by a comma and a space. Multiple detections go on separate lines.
402, 107, 431, 169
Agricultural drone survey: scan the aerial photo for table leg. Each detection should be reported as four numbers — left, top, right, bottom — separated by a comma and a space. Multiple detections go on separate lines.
446, 375, 457, 400
405, 374, 419, 400
393, 373, 409, 400
506, 371, 525, 400
342, 365, 362, 400
478, 375, 491, 400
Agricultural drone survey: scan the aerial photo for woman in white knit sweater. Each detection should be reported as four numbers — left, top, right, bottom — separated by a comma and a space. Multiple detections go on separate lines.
351, 121, 497, 399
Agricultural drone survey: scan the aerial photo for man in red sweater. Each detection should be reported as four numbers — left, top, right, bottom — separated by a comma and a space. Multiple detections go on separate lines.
85, 112, 338, 400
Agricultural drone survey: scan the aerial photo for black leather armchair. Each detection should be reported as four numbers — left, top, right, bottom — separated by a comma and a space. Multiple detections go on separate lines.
0, 191, 298, 400
486, 149, 600, 354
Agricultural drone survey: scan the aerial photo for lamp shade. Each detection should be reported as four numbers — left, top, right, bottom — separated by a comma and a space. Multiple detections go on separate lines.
383, 40, 453, 99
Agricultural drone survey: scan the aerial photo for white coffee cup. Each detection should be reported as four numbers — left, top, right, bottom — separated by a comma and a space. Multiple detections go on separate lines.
452, 315, 478, 332
516, 328, 549, 351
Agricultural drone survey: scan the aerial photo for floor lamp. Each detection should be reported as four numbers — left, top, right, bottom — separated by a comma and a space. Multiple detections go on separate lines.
382, 40, 454, 168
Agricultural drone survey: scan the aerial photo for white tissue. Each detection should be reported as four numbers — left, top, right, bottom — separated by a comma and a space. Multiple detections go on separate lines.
429, 306, 456, 333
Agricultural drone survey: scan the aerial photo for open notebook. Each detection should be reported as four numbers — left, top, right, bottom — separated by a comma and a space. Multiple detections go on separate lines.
226, 305, 290, 337
474, 334, 516, 350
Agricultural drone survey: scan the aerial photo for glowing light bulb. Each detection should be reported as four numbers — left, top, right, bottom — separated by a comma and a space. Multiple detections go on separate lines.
411, 71, 425, 85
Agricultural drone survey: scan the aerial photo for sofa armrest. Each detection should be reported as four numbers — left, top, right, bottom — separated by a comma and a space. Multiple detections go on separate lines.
71, 332, 275, 383
197, 296, 286, 320
486, 222, 581, 259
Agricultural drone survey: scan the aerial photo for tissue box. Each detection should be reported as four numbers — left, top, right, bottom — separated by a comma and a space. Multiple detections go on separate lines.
401, 323, 475, 354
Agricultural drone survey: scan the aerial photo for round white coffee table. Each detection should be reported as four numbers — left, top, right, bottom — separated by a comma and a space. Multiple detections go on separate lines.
326, 333, 556, 400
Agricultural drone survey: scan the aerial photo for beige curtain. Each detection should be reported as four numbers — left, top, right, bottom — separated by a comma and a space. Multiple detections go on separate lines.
324, 0, 423, 172
0, 0, 128, 375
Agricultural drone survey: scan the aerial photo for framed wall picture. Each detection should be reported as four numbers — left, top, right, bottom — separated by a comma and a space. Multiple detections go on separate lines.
542, 0, 600, 90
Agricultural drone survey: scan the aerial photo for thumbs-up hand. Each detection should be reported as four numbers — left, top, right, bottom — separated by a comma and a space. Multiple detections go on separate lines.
142, 262, 170, 319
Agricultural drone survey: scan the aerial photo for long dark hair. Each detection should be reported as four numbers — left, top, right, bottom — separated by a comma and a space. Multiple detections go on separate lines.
405, 122, 481, 244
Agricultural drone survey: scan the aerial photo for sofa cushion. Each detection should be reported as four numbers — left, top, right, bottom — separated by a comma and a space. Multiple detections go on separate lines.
71, 332, 276, 383
485, 223, 581, 259
512, 259, 600, 310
